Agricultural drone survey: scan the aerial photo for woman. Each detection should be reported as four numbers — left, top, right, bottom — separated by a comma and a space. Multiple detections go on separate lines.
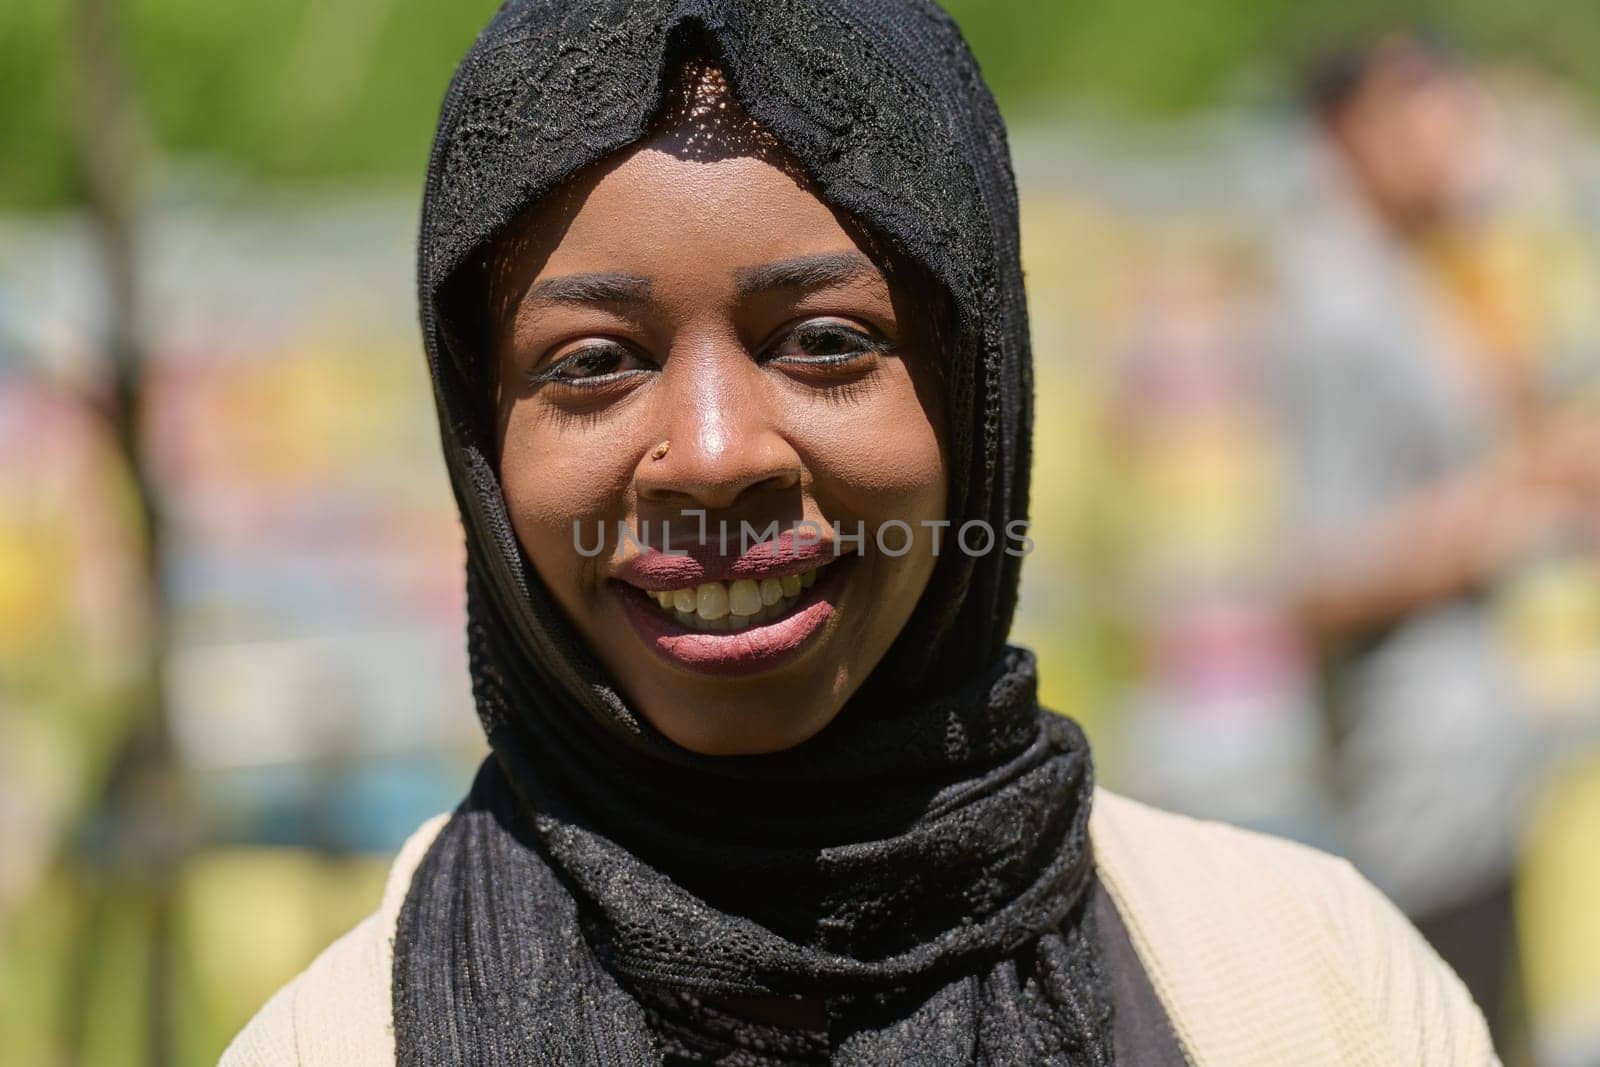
225, 1, 1495, 1064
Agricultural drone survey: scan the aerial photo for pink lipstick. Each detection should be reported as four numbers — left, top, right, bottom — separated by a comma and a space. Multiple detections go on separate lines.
613, 545, 855, 677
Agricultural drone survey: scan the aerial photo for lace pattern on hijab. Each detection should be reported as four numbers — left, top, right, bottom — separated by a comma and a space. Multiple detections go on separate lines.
394, 1, 1112, 1063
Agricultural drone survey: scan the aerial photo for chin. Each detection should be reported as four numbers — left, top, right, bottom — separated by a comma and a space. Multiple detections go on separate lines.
638, 683, 844, 757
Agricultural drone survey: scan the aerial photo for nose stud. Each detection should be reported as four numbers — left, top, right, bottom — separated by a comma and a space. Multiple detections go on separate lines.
650, 440, 671, 461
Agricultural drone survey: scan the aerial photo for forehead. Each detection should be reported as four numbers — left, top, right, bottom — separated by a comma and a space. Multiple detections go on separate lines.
532, 145, 867, 280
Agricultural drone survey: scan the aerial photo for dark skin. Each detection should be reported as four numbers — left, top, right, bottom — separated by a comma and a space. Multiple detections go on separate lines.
488, 65, 947, 1029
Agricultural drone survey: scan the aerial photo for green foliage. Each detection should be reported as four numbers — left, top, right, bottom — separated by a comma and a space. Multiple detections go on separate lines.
122, 0, 495, 183
7, 0, 1600, 210
0, 0, 496, 209
941, 0, 1600, 118
0, 0, 76, 208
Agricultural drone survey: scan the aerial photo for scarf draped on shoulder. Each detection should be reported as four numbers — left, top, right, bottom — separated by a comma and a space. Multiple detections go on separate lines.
395, 1, 1114, 1063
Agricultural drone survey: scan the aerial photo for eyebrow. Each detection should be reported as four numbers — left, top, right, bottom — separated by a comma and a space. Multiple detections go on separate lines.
523, 271, 653, 308
733, 251, 881, 299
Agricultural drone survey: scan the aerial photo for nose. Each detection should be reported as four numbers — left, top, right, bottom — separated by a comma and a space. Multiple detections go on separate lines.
635, 344, 801, 512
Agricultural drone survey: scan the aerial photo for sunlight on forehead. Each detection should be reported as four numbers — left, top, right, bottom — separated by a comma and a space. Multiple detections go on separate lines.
647, 57, 791, 166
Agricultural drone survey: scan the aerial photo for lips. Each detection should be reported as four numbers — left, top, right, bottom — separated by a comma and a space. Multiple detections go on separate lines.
614, 554, 853, 677
611, 527, 836, 588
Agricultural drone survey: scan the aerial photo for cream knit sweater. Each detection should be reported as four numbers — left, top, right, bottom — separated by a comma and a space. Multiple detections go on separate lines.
221, 790, 1499, 1065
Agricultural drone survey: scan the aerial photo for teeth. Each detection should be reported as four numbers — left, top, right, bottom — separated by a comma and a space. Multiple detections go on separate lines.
728, 579, 763, 616
696, 582, 729, 620
645, 566, 824, 631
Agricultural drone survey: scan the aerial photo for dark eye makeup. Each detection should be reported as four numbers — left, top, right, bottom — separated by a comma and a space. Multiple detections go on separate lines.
524, 318, 894, 391
761, 319, 894, 366
526, 340, 654, 388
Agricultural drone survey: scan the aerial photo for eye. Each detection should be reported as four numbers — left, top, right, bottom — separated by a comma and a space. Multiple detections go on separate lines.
763, 319, 892, 367
528, 341, 654, 388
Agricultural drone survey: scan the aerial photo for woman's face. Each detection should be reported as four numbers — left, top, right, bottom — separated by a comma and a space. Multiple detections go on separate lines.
491, 102, 948, 756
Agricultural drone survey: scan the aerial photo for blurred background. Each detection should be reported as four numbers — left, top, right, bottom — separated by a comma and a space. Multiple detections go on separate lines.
5, 1, 1600, 1064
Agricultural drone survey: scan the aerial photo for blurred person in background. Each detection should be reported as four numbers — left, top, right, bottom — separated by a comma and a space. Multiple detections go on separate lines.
1275, 30, 1600, 1055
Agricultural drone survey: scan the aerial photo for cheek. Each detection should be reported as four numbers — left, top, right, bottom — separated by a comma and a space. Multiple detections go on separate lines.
498, 403, 635, 592
801, 364, 947, 525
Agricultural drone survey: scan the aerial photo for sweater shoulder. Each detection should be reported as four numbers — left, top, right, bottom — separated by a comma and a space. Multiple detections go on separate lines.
1090, 788, 1498, 1066
1090, 786, 1362, 900
218, 813, 450, 1066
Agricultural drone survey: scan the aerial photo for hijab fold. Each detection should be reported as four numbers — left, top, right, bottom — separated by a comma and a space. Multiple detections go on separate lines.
395, 1, 1114, 1062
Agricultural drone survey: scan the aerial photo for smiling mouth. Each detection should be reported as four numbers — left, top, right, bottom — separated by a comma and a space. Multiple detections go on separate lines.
641, 563, 825, 632
614, 555, 851, 677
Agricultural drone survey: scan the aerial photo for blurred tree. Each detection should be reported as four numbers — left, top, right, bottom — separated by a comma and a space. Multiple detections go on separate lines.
56, 0, 189, 1060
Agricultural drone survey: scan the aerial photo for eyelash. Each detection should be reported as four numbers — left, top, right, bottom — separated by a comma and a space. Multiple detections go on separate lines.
526, 321, 890, 390
764, 321, 893, 366
526, 341, 647, 388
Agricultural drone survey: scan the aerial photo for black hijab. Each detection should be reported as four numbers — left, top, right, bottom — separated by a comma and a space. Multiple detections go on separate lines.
394, 1, 1114, 1063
